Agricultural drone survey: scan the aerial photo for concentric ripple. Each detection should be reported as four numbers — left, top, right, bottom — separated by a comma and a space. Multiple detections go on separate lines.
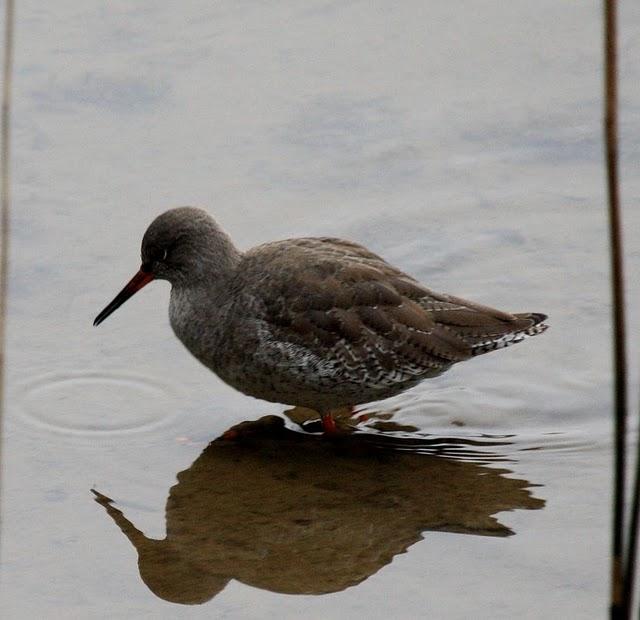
19, 372, 177, 435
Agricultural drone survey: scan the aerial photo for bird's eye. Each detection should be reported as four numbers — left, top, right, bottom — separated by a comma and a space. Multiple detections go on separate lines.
161, 248, 168, 261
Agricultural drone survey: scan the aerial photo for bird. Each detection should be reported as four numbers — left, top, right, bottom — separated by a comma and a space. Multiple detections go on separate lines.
94, 207, 548, 433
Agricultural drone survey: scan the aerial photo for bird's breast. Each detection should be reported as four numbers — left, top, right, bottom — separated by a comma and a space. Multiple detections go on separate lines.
168, 287, 227, 369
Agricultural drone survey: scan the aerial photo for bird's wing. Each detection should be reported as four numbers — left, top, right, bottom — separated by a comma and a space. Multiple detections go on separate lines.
237, 239, 453, 378
237, 238, 547, 385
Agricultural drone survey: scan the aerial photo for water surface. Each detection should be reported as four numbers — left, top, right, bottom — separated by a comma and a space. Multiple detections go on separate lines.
3, 1, 640, 618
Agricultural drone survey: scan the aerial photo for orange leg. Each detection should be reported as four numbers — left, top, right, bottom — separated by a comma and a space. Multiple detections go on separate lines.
320, 412, 338, 434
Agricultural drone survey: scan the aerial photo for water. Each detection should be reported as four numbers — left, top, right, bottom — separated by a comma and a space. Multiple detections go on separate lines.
3, 1, 640, 618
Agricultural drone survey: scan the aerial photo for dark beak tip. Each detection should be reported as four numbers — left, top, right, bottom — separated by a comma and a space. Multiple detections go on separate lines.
93, 312, 109, 327
92, 268, 154, 328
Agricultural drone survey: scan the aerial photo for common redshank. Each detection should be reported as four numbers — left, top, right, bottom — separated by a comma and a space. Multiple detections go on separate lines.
94, 207, 548, 432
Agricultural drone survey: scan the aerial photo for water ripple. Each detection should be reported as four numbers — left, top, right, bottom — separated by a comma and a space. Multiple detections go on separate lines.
18, 371, 177, 435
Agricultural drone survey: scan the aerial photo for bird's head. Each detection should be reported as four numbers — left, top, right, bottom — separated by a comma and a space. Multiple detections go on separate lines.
93, 207, 239, 326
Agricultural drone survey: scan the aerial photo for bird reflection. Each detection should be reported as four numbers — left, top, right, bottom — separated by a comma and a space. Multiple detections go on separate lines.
92, 414, 544, 605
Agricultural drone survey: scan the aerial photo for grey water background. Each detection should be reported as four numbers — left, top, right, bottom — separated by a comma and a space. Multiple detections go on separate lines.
2, 1, 640, 618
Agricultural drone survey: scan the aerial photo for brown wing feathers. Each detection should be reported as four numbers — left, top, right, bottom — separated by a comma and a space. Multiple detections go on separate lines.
256, 239, 547, 380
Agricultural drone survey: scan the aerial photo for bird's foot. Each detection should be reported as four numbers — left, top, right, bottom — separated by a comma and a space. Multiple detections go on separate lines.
353, 412, 370, 423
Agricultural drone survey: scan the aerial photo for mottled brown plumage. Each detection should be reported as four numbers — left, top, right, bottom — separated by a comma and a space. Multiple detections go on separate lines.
94, 207, 548, 420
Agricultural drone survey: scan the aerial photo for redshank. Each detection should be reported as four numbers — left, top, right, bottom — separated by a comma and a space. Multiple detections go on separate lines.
94, 207, 548, 432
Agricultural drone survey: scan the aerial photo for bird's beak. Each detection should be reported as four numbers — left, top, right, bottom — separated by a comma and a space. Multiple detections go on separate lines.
93, 267, 154, 326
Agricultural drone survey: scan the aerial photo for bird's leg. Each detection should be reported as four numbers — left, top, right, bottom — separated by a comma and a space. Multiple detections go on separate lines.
320, 412, 338, 434
320, 407, 369, 433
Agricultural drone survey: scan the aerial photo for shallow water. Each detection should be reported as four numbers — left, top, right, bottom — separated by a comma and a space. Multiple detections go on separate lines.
2, 1, 640, 618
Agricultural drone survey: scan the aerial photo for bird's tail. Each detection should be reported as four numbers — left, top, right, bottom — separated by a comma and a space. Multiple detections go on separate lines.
469, 312, 548, 356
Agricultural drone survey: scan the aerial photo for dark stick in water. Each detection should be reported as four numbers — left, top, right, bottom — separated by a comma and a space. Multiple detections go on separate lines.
603, 0, 630, 618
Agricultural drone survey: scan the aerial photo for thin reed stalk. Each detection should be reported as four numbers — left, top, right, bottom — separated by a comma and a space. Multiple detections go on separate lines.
0, 0, 16, 559
603, 0, 629, 617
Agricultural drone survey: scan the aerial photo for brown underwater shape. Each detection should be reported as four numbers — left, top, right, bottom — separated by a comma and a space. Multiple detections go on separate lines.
92, 416, 544, 605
